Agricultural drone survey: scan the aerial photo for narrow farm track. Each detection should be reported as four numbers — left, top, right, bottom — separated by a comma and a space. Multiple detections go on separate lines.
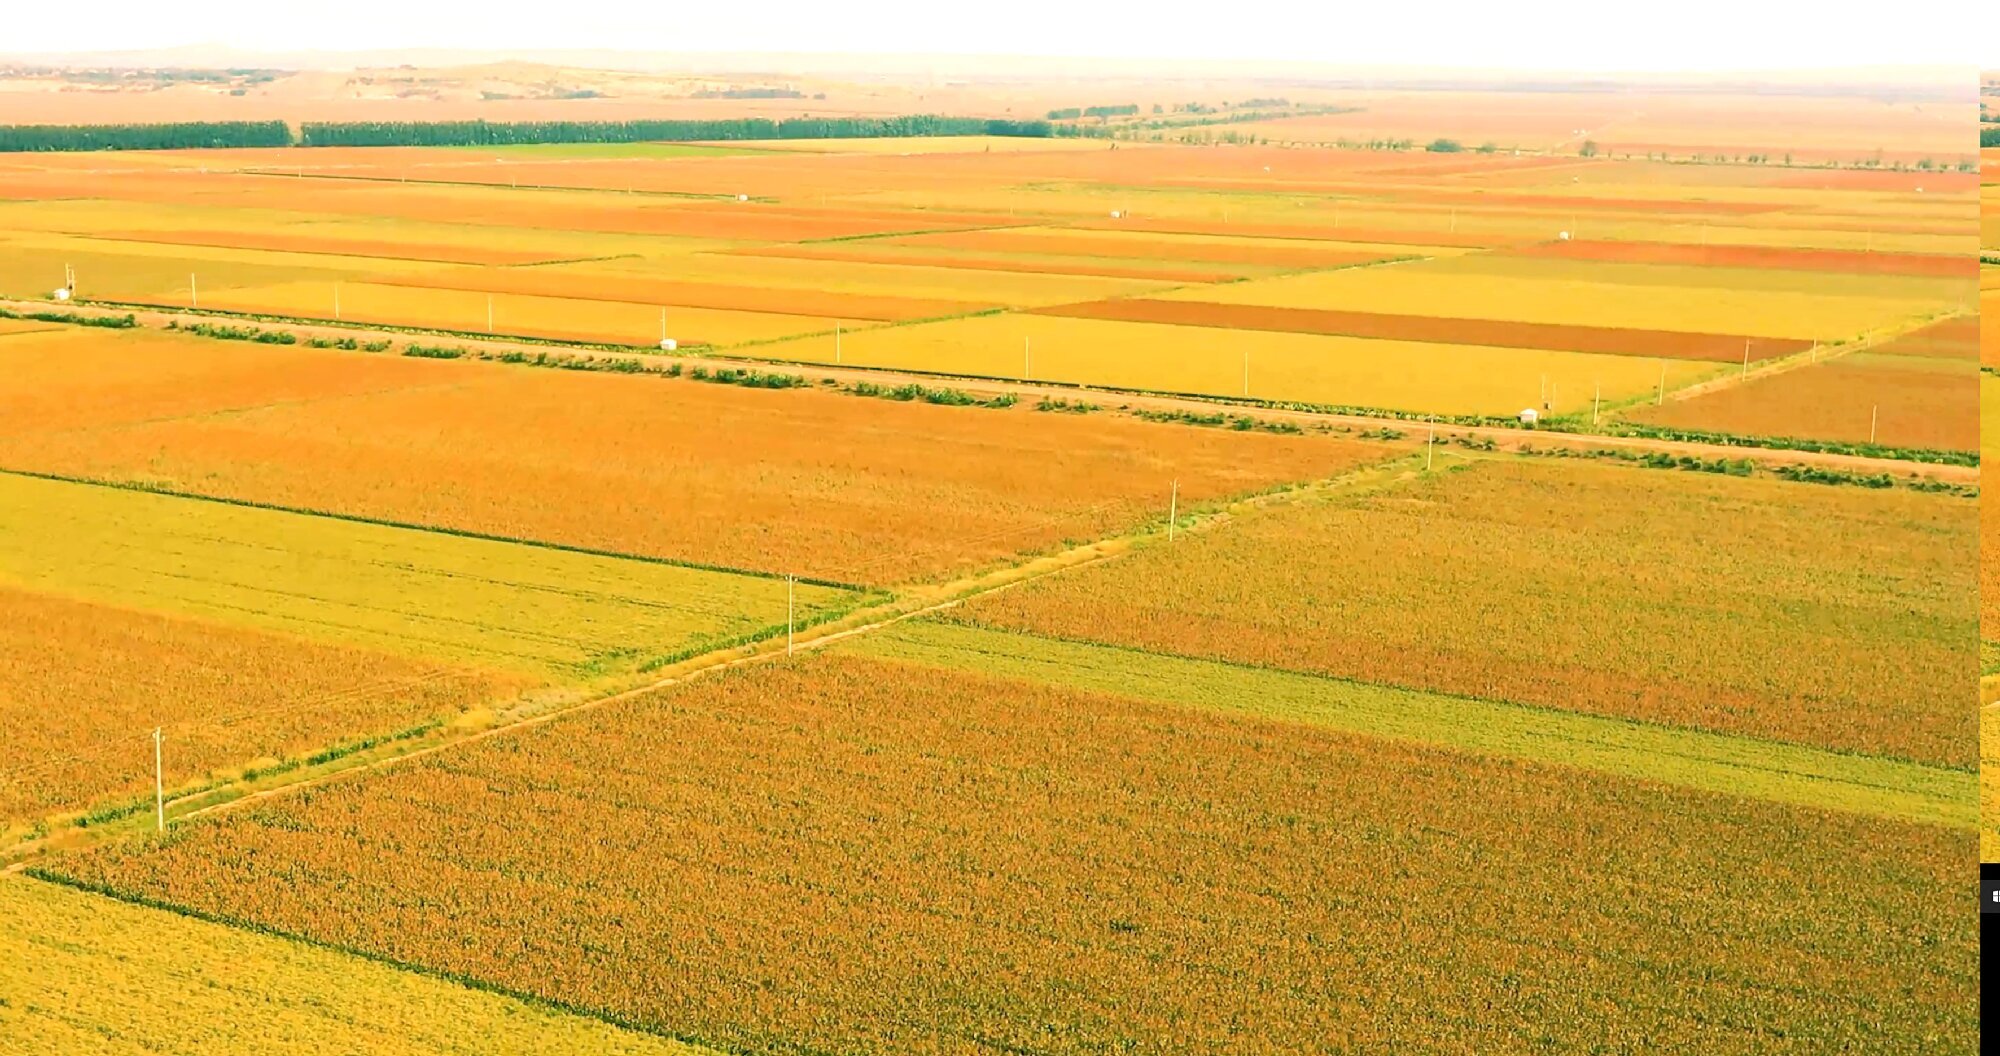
0, 454, 1424, 873
4, 297, 1975, 482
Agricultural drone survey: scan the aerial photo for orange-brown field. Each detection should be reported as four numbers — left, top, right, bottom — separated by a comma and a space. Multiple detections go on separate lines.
0, 586, 522, 824
0, 327, 1387, 586
41, 655, 1975, 1055
949, 458, 1976, 768
1626, 349, 1977, 451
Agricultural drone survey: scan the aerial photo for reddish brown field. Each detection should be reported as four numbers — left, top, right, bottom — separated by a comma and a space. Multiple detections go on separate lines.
93, 229, 568, 266
1627, 356, 1977, 451
0, 586, 523, 823
1034, 297, 1806, 362
1511, 239, 1973, 278
44, 655, 1975, 1055
729, 243, 1245, 284
1867, 316, 1980, 359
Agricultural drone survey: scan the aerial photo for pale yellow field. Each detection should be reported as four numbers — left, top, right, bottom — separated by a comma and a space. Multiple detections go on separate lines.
0, 878, 716, 1056
748, 311, 1717, 415
204, 280, 861, 347
1158, 256, 1951, 341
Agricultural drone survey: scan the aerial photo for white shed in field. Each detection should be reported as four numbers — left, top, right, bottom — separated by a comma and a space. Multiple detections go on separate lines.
1518, 408, 1539, 426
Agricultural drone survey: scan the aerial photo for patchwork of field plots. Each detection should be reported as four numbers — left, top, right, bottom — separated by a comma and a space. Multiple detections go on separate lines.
0, 327, 1383, 585
0, 138, 1969, 423
1, 115, 1979, 1052
949, 457, 1976, 767
41, 655, 1975, 1055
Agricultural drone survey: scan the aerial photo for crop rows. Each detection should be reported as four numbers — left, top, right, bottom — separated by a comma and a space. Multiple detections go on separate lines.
43, 655, 1975, 1055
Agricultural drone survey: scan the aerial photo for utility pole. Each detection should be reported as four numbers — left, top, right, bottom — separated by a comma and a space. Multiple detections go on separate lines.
153, 728, 164, 833
189, 273, 198, 310
786, 576, 795, 655
334, 283, 341, 321
1168, 479, 1179, 541
1242, 350, 1250, 398
660, 308, 667, 345
1425, 423, 1435, 470
1741, 340, 1750, 376
1024, 337, 1031, 381
1657, 364, 1666, 405
486, 295, 494, 334
835, 323, 842, 365
1870, 405, 1878, 444
1592, 381, 1601, 425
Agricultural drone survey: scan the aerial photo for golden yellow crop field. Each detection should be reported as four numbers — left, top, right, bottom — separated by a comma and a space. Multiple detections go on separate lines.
0, 878, 717, 1056
749, 311, 1717, 415
206, 280, 861, 347
1158, 254, 1954, 341
0, 472, 862, 679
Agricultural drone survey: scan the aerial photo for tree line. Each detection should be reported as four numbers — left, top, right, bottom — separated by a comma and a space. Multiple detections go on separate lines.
296, 116, 1054, 147
0, 120, 290, 152
0, 115, 1059, 153
1046, 104, 1140, 121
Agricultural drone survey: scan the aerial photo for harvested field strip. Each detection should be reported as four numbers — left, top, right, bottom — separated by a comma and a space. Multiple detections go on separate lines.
1035, 298, 1806, 362
948, 458, 1976, 768
41, 655, 1975, 1055
894, 227, 1410, 269
0, 879, 716, 1056
1626, 354, 1977, 452
1509, 238, 1972, 278
0, 586, 524, 824
0, 472, 861, 679
91, 229, 570, 266
730, 243, 1248, 283
371, 267, 990, 322
0, 331, 1381, 585
843, 620, 1973, 829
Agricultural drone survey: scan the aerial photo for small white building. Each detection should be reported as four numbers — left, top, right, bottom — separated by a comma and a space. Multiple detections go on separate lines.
1518, 408, 1539, 426
659, 339, 678, 352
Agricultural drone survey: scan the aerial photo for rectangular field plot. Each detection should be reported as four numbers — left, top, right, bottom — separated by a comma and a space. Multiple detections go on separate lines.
0, 328, 1383, 586
1035, 297, 1808, 363
0, 473, 858, 679
204, 280, 862, 348
41, 655, 1975, 1056
0, 879, 714, 1056
0, 586, 525, 824
1156, 254, 1957, 342
749, 311, 1717, 416
1624, 349, 1977, 452
1505, 238, 1971, 278
947, 457, 1976, 767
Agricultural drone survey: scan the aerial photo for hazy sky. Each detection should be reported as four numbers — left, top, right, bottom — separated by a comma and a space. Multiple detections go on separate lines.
0, 1, 1983, 71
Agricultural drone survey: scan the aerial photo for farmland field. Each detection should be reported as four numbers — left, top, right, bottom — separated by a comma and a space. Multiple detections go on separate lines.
0, 586, 523, 824
0, 78, 1980, 1053
0, 878, 715, 1055
946, 457, 1977, 767
1624, 317, 1979, 451
0, 473, 858, 679
0, 326, 1386, 585
39, 655, 1976, 1055
0, 131, 1968, 425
